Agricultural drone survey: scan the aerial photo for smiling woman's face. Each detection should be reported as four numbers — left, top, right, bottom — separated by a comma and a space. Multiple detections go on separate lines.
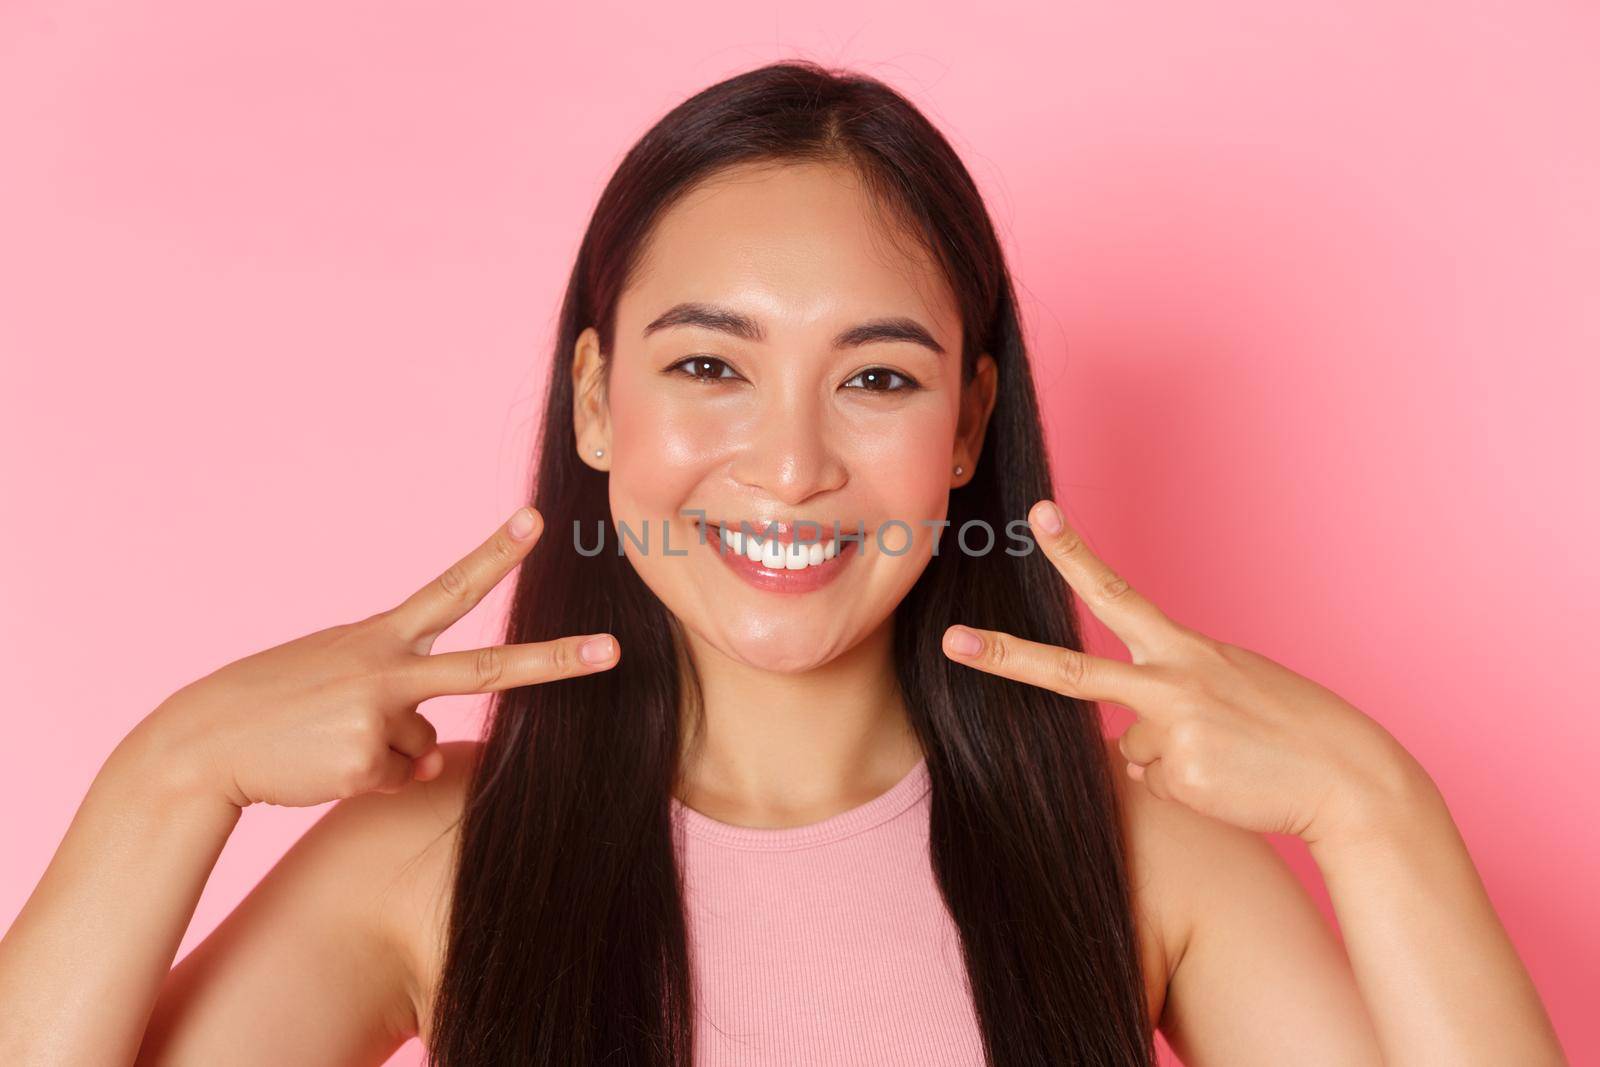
572, 159, 996, 674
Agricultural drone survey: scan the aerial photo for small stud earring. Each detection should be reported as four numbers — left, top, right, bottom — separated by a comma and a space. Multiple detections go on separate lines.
953, 464, 964, 476
594, 448, 605, 458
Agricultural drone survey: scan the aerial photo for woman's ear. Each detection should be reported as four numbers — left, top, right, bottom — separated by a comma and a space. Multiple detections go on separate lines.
952, 353, 998, 486
572, 326, 612, 471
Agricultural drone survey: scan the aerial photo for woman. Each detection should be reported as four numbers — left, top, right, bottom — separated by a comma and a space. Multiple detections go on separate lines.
0, 61, 1566, 1066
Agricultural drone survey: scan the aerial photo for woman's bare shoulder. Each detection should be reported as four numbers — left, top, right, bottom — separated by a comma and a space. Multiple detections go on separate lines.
1100, 730, 1341, 1043
1096, 733, 1382, 1063
257, 739, 482, 1047
136, 741, 482, 1064
1097, 733, 1184, 1026
248, 739, 483, 1052
339, 740, 482, 1044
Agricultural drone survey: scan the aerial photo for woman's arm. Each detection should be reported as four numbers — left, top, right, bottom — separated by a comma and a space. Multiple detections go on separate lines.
1159, 761, 1570, 1065
948, 499, 1568, 1066
1139, 752, 1566, 1066
0, 714, 471, 1067
1113, 734, 1384, 1067
132, 743, 477, 1066
0, 506, 616, 1065
1305, 766, 1566, 1065
0, 717, 242, 1066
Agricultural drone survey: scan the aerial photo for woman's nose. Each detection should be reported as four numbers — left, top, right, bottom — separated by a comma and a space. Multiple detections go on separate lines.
726, 388, 847, 505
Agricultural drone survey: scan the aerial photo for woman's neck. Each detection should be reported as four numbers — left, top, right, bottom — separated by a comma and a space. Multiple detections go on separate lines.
673, 616, 923, 828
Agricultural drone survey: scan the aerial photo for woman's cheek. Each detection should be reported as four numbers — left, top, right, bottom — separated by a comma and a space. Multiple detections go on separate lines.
611, 397, 739, 500
858, 412, 957, 521
618, 376, 750, 461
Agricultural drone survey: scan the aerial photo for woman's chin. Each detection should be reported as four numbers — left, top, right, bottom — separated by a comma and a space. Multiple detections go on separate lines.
708, 631, 851, 675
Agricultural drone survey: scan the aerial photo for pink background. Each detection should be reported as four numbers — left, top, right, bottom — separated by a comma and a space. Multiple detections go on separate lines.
2, 3, 1596, 1064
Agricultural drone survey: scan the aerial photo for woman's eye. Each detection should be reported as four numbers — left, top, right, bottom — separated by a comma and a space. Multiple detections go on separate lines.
665, 358, 920, 393
667, 355, 742, 383
843, 367, 920, 393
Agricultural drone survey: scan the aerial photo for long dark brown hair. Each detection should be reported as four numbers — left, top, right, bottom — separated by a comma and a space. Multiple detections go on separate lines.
427, 60, 1155, 1066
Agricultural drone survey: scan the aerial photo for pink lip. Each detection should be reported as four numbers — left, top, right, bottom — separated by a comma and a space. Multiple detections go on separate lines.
697, 521, 856, 594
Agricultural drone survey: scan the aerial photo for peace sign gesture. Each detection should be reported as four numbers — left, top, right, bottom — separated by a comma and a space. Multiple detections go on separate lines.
141, 507, 621, 809
941, 500, 1427, 847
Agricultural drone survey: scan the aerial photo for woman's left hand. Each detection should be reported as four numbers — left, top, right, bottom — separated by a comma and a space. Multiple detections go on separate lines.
941, 499, 1433, 847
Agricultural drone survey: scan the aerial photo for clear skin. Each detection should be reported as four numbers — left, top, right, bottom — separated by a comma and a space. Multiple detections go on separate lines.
0, 160, 1567, 1066
569, 159, 994, 812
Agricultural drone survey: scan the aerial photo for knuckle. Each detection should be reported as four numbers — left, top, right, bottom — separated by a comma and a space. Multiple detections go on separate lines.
1174, 757, 1208, 792
1214, 640, 1254, 670
1098, 571, 1133, 602
547, 639, 574, 675
1160, 670, 1211, 715
485, 531, 518, 566
369, 609, 419, 648
1049, 529, 1085, 565
325, 622, 387, 670
356, 608, 401, 639
349, 710, 386, 747
437, 562, 472, 602
473, 645, 506, 689
1165, 718, 1206, 755
360, 745, 389, 777
348, 649, 398, 694
1054, 650, 1090, 692
338, 749, 382, 795
362, 657, 410, 703
1177, 627, 1230, 664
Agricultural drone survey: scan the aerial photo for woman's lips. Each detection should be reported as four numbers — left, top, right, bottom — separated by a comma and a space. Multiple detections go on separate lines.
696, 521, 856, 594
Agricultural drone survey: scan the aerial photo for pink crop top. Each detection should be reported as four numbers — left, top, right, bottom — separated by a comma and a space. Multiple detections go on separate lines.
669, 756, 987, 1065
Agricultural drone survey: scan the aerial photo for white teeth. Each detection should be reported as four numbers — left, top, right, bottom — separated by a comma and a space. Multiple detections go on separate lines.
714, 524, 838, 570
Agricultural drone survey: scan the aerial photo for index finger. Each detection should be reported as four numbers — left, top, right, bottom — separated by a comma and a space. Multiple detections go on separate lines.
386, 506, 543, 642
395, 632, 620, 699
1028, 500, 1184, 663
942, 624, 1169, 715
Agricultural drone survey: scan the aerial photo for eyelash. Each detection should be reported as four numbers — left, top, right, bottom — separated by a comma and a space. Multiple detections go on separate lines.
665, 356, 922, 393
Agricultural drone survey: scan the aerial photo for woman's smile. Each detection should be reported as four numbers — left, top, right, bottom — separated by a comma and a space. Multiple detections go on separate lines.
694, 518, 858, 593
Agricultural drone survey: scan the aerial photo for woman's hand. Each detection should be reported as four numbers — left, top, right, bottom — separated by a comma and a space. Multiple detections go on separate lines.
941, 499, 1431, 848
139, 506, 620, 809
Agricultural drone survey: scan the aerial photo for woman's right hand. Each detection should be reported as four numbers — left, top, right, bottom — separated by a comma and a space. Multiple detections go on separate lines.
137, 505, 618, 809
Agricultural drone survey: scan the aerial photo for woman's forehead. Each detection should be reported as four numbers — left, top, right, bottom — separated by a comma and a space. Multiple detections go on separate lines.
620, 163, 959, 345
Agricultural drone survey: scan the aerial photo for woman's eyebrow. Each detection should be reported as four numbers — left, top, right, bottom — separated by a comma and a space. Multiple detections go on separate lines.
642, 301, 946, 355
